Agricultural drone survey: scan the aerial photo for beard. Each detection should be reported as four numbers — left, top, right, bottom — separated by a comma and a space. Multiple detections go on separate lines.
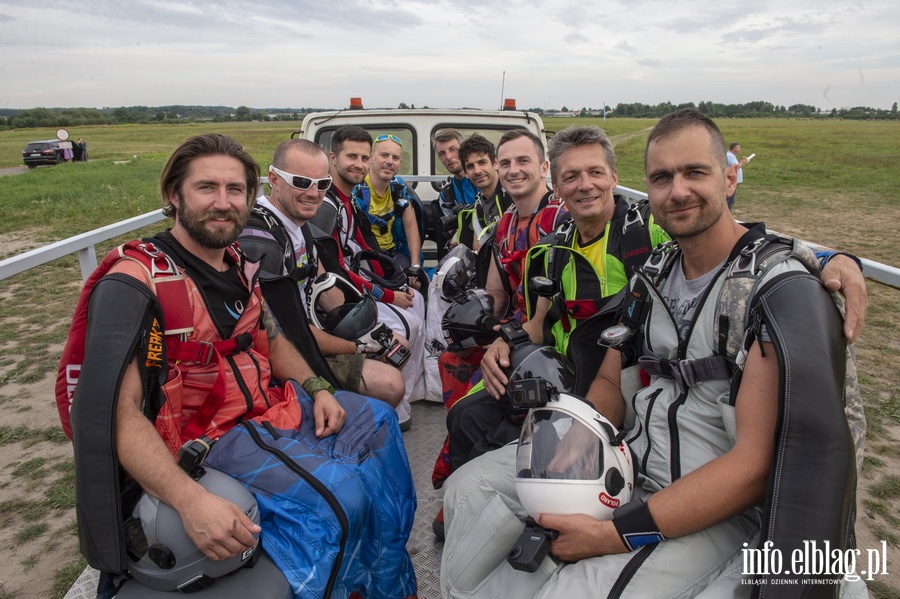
657, 196, 726, 240
175, 195, 248, 249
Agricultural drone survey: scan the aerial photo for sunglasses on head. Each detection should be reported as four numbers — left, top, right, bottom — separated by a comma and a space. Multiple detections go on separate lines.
374, 134, 403, 147
269, 165, 332, 191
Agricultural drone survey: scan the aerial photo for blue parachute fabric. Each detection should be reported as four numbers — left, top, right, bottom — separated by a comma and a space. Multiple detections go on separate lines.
205, 385, 417, 599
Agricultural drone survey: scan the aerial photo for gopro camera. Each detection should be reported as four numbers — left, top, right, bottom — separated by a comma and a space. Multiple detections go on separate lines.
370, 324, 411, 368
383, 341, 411, 368
507, 377, 553, 410
507, 518, 559, 573
499, 319, 530, 347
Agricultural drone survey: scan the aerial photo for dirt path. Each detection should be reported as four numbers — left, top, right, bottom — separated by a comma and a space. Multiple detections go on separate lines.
0, 165, 29, 176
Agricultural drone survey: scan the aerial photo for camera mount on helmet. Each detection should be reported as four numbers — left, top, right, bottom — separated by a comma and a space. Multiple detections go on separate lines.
499, 331, 576, 424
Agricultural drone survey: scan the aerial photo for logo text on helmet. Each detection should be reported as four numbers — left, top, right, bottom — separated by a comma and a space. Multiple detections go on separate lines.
599, 492, 621, 509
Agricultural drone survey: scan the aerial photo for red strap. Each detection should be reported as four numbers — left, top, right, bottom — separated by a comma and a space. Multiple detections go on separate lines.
563, 299, 601, 319
166, 332, 256, 365
181, 354, 228, 443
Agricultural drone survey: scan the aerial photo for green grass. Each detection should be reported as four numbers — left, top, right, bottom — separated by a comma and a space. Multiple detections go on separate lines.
11, 457, 49, 481
51, 556, 88, 599
870, 476, 900, 501
14, 523, 48, 546
864, 498, 900, 527
0, 425, 69, 447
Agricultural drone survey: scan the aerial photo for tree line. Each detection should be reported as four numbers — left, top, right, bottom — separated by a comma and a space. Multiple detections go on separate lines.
0, 105, 323, 129
528, 100, 899, 120
1, 100, 898, 130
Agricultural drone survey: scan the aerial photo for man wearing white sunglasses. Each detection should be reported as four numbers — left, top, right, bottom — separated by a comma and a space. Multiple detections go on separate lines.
239, 139, 408, 408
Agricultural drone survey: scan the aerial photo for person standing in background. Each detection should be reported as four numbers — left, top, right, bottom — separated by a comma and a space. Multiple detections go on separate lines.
78, 137, 88, 161
725, 141, 751, 210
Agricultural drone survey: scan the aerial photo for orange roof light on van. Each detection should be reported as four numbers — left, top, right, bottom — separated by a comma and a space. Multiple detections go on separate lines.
502, 98, 517, 111
349, 97, 364, 110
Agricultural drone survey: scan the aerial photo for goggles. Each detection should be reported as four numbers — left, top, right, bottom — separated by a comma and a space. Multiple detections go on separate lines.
268, 165, 332, 191
374, 134, 403, 147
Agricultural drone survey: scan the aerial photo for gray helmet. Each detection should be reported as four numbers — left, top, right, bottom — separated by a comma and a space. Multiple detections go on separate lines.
307, 272, 378, 340
125, 468, 261, 592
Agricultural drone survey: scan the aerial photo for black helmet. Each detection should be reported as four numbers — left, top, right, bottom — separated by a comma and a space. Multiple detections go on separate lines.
307, 272, 377, 340
441, 288, 509, 352
126, 468, 260, 592
349, 250, 408, 291
433, 245, 476, 302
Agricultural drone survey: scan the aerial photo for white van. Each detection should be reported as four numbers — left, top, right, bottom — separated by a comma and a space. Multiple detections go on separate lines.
293, 103, 548, 203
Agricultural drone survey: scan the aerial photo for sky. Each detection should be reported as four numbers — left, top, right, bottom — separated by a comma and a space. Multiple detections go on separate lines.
1, 0, 898, 112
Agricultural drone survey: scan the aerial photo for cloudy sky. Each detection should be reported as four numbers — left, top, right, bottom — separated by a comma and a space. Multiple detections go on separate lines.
1, 0, 898, 111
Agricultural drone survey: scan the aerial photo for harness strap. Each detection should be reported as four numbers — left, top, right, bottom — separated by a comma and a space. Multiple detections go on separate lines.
618, 200, 655, 276
638, 353, 735, 393
167, 331, 257, 443
561, 298, 603, 319
166, 332, 256, 365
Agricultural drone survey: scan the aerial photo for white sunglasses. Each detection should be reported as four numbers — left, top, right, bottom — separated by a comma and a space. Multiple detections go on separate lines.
269, 165, 332, 191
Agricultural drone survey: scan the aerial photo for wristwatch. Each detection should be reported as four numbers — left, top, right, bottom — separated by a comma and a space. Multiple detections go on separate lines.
301, 376, 335, 398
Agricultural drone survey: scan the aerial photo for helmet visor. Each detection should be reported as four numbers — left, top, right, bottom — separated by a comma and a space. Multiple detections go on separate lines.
516, 407, 603, 482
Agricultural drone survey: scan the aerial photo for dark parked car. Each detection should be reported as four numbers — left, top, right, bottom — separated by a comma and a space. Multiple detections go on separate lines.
22, 140, 64, 168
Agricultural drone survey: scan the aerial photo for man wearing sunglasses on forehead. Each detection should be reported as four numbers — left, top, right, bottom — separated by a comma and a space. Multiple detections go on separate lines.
352, 134, 425, 275
239, 139, 408, 409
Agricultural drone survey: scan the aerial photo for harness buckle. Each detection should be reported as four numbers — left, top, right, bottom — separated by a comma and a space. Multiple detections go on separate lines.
641, 244, 672, 276
623, 203, 645, 232
732, 237, 767, 276
677, 358, 697, 388
196, 341, 215, 365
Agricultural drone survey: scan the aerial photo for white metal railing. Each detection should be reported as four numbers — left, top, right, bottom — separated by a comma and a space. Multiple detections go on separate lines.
1, 180, 899, 288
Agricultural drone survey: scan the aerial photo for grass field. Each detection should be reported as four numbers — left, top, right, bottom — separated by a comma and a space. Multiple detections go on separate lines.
1, 118, 899, 598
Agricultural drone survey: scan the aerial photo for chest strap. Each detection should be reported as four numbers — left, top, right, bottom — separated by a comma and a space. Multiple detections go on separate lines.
638, 353, 734, 394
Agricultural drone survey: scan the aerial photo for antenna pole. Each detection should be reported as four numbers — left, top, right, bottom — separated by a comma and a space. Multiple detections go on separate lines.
500, 71, 506, 109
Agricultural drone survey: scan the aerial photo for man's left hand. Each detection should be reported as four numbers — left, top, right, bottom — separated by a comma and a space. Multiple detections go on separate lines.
312, 391, 346, 437
821, 254, 868, 343
535, 513, 627, 561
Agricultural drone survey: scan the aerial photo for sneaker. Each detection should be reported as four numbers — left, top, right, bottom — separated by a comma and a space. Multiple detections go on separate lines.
396, 399, 411, 432
432, 507, 445, 540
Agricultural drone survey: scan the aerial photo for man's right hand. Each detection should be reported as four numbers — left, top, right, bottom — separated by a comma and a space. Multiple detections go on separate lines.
391, 288, 415, 309
481, 338, 511, 399
179, 487, 260, 561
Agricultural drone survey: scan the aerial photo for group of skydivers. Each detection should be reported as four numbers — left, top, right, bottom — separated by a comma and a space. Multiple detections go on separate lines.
64, 110, 871, 598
